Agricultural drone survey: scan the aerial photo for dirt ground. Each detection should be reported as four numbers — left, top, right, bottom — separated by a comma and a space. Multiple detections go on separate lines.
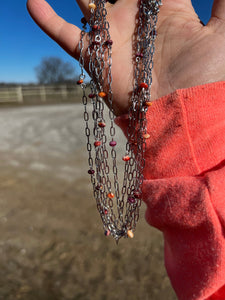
0, 104, 177, 300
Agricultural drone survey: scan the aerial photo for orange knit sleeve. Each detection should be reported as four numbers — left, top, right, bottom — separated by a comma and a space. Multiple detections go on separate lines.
115, 81, 225, 300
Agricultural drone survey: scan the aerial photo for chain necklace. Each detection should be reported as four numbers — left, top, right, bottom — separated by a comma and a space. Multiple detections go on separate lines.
78, 0, 162, 242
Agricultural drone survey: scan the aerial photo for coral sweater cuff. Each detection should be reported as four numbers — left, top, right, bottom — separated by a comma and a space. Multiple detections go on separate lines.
115, 81, 225, 300
115, 81, 225, 179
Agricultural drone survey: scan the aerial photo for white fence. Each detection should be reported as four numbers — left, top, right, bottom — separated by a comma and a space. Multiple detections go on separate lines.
0, 85, 81, 104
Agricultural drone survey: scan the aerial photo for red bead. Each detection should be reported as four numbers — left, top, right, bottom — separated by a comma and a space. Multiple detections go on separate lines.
133, 191, 141, 198
98, 122, 106, 128
104, 209, 108, 215
139, 82, 148, 89
122, 155, 131, 162
94, 141, 101, 147
130, 139, 137, 146
92, 25, 99, 31
77, 79, 83, 85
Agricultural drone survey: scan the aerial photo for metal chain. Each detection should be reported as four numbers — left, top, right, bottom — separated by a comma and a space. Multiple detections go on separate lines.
78, 0, 162, 242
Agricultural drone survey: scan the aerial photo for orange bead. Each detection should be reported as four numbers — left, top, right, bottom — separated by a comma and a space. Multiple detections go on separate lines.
98, 91, 107, 98
127, 230, 134, 239
144, 101, 152, 107
88, 3, 96, 10
122, 155, 131, 162
77, 79, 83, 85
107, 192, 114, 199
143, 133, 150, 139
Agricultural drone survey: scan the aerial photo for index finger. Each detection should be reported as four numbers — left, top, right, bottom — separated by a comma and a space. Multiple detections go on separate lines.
27, 0, 81, 59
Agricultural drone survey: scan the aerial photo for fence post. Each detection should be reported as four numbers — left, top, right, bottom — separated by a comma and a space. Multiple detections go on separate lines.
17, 86, 23, 103
61, 85, 67, 100
40, 86, 46, 102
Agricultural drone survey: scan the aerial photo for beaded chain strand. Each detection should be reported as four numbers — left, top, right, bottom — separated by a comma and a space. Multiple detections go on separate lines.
78, 0, 162, 242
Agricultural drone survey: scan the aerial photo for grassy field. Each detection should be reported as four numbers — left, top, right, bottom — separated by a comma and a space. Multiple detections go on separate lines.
0, 103, 177, 300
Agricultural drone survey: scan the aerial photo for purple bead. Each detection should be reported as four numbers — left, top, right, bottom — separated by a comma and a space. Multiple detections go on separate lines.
128, 197, 136, 204
109, 141, 117, 147
136, 53, 144, 58
104, 230, 110, 236
105, 39, 113, 46
96, 185, 103, 191
81, 17, 87, 25
88, 169, 95, 175
88, 93, 96, 99
92, 41, 100, 46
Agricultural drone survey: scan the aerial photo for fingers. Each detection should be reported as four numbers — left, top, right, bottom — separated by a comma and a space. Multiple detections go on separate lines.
27, 0, 81, 59
75, 0, 116, 20
211, 0, 225, 21
76, 0, 89, 18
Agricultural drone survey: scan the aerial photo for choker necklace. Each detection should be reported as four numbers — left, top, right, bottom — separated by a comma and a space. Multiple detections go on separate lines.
78, 0, 161, 242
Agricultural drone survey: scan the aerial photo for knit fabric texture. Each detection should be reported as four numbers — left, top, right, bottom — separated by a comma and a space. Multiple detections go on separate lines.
115, 81, 225, 300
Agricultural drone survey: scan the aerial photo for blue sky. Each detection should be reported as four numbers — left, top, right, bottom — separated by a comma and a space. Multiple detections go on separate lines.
1, 0, 214, 83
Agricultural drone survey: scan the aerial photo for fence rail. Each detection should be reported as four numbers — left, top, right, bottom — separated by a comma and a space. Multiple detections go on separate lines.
0, 85, 81, 104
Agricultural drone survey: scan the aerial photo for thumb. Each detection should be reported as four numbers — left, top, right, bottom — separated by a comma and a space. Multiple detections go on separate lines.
211, 0, 225, 21
27, 0, 81, 59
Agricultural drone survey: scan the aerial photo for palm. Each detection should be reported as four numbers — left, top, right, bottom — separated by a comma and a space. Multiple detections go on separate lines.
27, 0, 225, 115
153, 1, 225, 99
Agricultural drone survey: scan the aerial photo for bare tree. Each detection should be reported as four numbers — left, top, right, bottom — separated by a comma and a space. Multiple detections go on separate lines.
35, 57, 76, 84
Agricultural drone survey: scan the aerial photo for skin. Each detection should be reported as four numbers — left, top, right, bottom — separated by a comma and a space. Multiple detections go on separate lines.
27, 0, 225, 116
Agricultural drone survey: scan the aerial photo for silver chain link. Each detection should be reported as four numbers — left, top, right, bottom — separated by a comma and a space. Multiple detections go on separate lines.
78, 0, 162, 242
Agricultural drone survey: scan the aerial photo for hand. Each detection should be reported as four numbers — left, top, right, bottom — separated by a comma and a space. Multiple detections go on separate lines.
27, 0, 225, 116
